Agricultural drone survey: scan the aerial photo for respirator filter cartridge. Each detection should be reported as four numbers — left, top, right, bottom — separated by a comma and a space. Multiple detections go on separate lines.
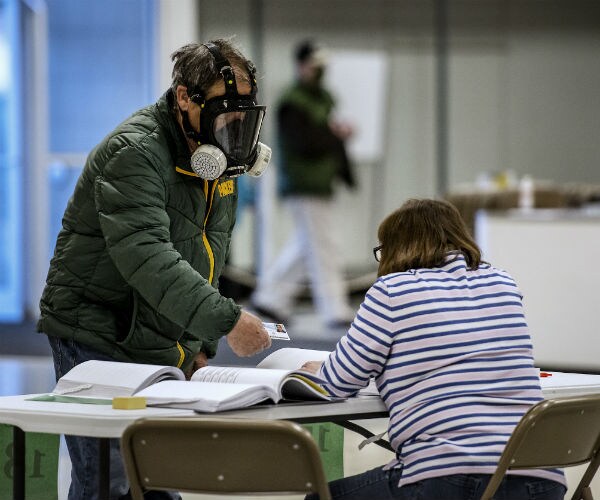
246, 142, 272, 177
190, 144, 227, 180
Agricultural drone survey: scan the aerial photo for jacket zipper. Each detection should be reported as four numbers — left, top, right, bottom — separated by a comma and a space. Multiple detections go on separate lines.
175, 342, 185, 368
202, 179, 218, 285
174, 178, 218, 370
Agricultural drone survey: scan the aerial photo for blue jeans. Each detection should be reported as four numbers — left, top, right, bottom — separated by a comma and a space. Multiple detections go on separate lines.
48, 336, 181, 500
305, 467, 566, 500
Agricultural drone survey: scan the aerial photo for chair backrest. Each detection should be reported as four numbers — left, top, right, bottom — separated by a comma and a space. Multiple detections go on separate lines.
121, 417, 332, 500
481, 394, 600, 500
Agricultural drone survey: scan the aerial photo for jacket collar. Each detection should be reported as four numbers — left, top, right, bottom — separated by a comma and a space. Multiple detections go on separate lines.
157, 89, 199, 177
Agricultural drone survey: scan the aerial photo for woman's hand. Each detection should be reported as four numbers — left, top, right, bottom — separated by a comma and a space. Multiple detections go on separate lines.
301, 361, 323, 374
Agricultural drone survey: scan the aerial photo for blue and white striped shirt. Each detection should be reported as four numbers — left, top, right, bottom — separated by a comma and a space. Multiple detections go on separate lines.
319, 253, 565, 487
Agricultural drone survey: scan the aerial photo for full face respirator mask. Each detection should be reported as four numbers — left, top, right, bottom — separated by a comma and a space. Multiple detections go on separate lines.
181, 42, 271, 180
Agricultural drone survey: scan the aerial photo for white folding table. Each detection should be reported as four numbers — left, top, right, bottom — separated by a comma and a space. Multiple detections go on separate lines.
1, 371, 599, 500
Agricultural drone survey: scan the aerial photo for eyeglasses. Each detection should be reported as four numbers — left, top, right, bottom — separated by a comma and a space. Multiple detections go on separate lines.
373, 244, 383, 262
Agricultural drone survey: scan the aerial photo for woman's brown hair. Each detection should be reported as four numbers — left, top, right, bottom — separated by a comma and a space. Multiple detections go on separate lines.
376, 198, 482, 277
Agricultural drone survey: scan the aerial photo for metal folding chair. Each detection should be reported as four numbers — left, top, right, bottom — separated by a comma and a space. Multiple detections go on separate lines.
481, 394, 600, 500
121, 417, 332, 499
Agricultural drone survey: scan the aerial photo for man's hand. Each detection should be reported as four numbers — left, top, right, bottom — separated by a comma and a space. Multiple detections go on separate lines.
329, 120, 354, 141
226, 310, 271, 357
185, 351, 208, 379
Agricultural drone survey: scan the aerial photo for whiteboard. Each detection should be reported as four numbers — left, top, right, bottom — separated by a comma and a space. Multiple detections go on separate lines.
324, 50, 389, 162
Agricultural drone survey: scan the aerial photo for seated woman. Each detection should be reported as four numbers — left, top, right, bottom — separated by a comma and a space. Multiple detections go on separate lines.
302, 198, 566, 500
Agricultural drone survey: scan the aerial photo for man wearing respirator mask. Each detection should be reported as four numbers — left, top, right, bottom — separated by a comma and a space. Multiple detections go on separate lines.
176, 41, 271, 179
38, 39, 271, 500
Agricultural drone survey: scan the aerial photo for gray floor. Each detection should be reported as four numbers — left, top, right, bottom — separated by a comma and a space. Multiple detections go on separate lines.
0, 319, 52, 357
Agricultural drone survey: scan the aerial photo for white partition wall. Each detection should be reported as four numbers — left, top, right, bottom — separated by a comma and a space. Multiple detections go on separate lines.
476, 209, 600, 372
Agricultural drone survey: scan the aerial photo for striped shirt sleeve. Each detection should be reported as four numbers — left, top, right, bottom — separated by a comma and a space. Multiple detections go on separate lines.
319, 278, 394, 396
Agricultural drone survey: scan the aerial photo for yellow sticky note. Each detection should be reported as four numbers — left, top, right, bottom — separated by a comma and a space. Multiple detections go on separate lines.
112, 397, 147, 410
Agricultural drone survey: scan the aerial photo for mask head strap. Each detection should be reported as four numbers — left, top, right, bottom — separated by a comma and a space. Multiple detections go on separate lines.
203, 42, 240, 98
181, 43, 237, 141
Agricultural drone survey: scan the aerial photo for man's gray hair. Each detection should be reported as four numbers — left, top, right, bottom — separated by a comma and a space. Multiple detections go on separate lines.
170, 38, 256, 98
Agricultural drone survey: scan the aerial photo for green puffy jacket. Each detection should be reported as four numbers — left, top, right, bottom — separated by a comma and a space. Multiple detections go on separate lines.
37, 90, 241, 371
277, 82, 345, 197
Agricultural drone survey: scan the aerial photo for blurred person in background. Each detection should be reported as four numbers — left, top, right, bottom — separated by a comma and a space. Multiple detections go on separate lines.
251, 39, 356, 329
302, 198, 566, 500
37, 38, 272, 500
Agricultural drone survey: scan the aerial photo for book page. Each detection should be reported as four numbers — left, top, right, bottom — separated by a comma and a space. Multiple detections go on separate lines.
52, 360, 184, 398
280, 375, 331, 401
257, 348, 331, 370
136, 381, 274, 412
191, 366, 290, 394
191, 362, 335, 403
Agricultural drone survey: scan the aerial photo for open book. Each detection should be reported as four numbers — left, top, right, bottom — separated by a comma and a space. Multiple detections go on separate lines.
47, 348, 334, 412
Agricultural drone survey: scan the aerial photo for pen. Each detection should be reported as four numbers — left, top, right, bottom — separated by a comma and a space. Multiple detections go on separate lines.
540, 372, 553, 377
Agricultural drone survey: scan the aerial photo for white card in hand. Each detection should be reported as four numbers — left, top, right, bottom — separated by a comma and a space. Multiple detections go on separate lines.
263, 322, 290, 341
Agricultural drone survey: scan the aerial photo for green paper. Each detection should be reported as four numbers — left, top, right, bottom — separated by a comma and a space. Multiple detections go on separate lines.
0, 424, 60, 500
303, 422, 344, 480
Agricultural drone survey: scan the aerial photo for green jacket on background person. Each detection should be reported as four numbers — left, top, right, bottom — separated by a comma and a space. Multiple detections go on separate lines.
277, 82, 354, 197
37, 90, 241, 371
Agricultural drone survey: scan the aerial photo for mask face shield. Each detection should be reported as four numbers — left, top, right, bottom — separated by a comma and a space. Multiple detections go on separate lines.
185, 42, 271, 180
200, 97, 266, 173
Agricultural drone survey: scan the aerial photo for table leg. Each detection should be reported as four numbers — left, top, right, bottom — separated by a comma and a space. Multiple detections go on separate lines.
337, 420, 393, 452
12, 426, 25, 500
98, 438, 110, 500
